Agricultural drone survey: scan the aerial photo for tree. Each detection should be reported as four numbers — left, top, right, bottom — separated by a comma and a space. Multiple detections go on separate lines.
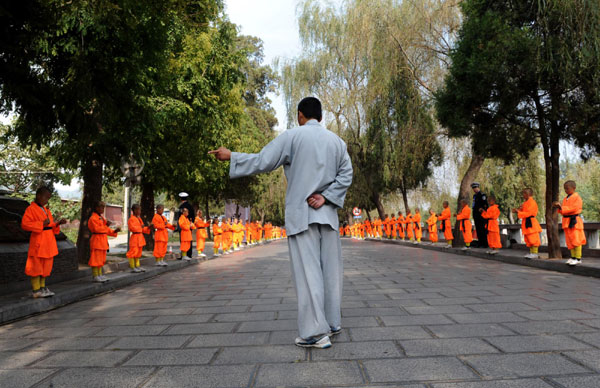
436, 0, 600, 258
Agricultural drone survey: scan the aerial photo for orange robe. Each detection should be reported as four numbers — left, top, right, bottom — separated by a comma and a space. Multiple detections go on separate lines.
559, 192, 587, 250
383, 217, 392, 238
481, 204, 501, 249
397, 216, 406, 239
153, 214, 175, 258
413, 213, 422, 240
406, 215, 414, 239
127, 216, 151, 258
374, 219, 382, 237
222, 222, 232, 251
194, 217, 209, 253
213, 224, 223, 249
517, 197, 542, 247
232, 222, 244, 246
178, 215, 195, 253
438, 208, 453, 241
427, 214, 438, 243
21, 202, 60, 277
89, 212, 118, 267
456, 206, 473, 244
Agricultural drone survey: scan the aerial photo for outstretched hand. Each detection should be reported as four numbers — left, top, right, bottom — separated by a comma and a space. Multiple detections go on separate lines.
208, 147, 231, 161
307, 193, 325, 209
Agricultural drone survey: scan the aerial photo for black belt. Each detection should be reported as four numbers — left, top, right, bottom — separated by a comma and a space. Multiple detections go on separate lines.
92, 232, 107, 235
415, 223, 420, 230
440, 221, 445, 232
567, 214, 580, 228
43, 226, 53, 230
461, 219, 466, 231
525, 216, 534, 229
132, 232, 142, 235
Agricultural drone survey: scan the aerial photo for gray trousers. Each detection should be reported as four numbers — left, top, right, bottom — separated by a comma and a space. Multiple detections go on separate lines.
287, 223, 343, 339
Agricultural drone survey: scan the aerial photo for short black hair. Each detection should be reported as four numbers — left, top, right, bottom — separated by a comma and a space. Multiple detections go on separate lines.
298, 97, 322, 121
35, 186, 52, 196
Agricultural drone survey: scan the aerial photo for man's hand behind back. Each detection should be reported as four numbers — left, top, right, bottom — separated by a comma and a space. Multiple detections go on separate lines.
307, 194, 325, 209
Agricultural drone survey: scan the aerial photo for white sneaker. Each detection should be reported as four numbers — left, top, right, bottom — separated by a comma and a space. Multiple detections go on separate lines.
139, 267, 146, 272
132, 267, 142, 273
42, 287, 55, 297
183, 256, 191, 261
461, 247, 469, 251
94, 276, 104, 283
100, 275, 109, 282
161, 260, 168, 266
294, 334, 332, 349
156, 262, 163, 266
524, 254, 532, 259
566, 258, 576, 266
200, 253, 206, 258
529, 254, 540, 259
32, 290, 44, 299
490, 250, 499, 255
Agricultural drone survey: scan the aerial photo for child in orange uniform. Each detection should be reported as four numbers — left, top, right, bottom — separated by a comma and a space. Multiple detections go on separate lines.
127, 204, 152, 271
21, 187, 67, 298
438, 201, 453, 247
232, 218, 243, 250
222, 219, 233, 254
89, 201, 120, 281
397, 211, 406, 240
513, 188, 542, 259
152, 204, 175, 266
455, 200, 473, 250
413, 208, 423, 244
427, 209, 438, 243
405, 210, 414, 241
194, 210, 209, 258
383, 214, 391, 238
178, 207, 195, 261
480, 195, 501, 255
212, 218, 223, 256
554, 180, 587, 266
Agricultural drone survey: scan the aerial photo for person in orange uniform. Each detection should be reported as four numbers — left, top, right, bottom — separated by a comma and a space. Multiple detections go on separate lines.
426, 209, 438, 243
282, 228, 287, 238
212, 218, 223, 256
232, 218, 244, 250
127, 204, 152, 271
89, 200, 120, 281
513, 188, 542, 259
364, 219, 371, 238
21, 187, 67, 298
397, 211, 406, 240
383, 214, 391, 239
344, 223, 351, 237
373, 217, 383, 239
178, 207, 195, 261
455, 200, 473, 250
221, 218, 232, 254
152, 204, 175, 266
405, 210, 414, 241
194, 210, 209, 258
413, 209, 423, 244
554, 180, 587, 266
480, 196, 501, 255
438, 201, 453, 247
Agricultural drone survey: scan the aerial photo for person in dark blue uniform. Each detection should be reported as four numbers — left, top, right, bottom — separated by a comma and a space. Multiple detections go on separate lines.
177, 192, 195, 259
471, 182, 488, 248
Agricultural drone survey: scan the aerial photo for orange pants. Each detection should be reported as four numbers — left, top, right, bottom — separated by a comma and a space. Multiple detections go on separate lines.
407, 227, 414, 239
180, 241, 191, 252
429, 232, 438, 243
415, 227, 422, 240
487, 231, 502, 249
524, 232, 540, 247
564, 228, 586, 250
462, 229, 473, 244
154, 241, 167, 258
126, 246, 143, 258
443, 228, 453, 241
89, 250, 107, 267
25, 256, 53, 277
197, 238, 205, 252
214, 235, 222, 249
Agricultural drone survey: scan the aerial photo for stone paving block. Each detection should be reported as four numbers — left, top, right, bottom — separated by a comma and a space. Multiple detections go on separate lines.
426, 324, 516, 338
176, 300, 229, 308
515, 309, 596, 321
187, 332, 269, 347
571, 332, 600, 347
485, 335, 592, 352
276, 310, 297, 319
83, 317, 154, 326
268, 329, 351, 345
214, 344, 306, 364
502, 320, 596, 335
255, 360, 364, 387
399, 338, 500, 356
250, 303, 297, 312
462, 353, 591, 378
0, 369, 56, 387
193, 305, 249, 314
237, 319, 296, 332
349, 326, 432, 341
423, 297, 483, 306
389, 292, 444, 300
549, 375, 600, 388
405, 306, 474, 315
343, 307, 405, 317
124, 348, 218, 366
143, 364, 256, 387
34, 350, 132, 367
381, 314, 454, 326
35, 337, 116, 350
574, 318, 600, 329
464, 303, 538, 313
46, 367, 153, 387
164, 322, 236, 335
312, 340, 402, 360
212, 312, 276, 322
431, 380, 553, 388
0, 338, 42, 351
145, 314, 214, 325
447, 312, 526, 324
132, 307, 196, 316
363, 357, 477, 383
0, 351, 49, 368
368, 299, 429, 308
94, 324, 169, 336
229, 297, 282, 305
563, 350, 600, 371
109, 335, 190, 349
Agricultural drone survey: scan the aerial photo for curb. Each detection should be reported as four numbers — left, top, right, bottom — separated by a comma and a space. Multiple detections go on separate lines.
0, 259, 199, 324
364, 238, 600, 279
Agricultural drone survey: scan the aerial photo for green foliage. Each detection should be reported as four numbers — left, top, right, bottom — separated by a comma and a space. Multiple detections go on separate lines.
11, 192, 81, 221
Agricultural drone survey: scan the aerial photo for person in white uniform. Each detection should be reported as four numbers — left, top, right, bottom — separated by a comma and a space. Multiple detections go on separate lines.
210, 97, 353, 348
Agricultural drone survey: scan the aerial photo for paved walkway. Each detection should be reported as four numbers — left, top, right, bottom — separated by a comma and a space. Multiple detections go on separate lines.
3, 239, 600, 387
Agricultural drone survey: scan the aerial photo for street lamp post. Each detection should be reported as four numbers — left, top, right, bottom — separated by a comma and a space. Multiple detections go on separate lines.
120, 155, 144, 251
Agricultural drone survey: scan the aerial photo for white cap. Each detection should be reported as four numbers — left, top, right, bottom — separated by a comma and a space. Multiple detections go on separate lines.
178, 192, 189, 198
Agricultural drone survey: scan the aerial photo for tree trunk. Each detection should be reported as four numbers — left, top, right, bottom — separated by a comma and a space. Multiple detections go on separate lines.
366, 208, 371, 221
140, 180, 154, 251
453, 153, 485, 247
371, 191, 385, 219
543, 132, 562, 258
400, 182, 409, 213
76, 157, 103, 265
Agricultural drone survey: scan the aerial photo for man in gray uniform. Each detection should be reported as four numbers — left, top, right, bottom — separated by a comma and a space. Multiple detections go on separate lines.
209, 97, 353, 349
